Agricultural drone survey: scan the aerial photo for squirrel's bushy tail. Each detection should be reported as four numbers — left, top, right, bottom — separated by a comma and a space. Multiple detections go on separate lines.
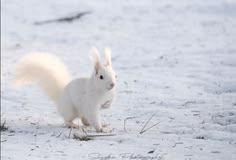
13, 53, 71, 102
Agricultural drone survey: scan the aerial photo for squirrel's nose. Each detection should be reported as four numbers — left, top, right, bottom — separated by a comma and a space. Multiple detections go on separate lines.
110, 82, 115, 88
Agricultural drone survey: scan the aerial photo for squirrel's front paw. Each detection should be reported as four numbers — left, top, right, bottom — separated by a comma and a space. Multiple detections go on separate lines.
101, 100, 112, 109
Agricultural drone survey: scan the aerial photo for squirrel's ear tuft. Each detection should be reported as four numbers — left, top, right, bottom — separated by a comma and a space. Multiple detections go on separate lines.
89, 47, 101, 73
105, 48, 112, 67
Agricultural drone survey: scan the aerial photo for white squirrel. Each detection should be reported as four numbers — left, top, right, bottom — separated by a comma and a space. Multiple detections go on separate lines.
14, 48, 117, 132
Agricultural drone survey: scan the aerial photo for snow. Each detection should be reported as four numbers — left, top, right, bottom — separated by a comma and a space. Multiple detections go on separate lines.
1, 0, 236, 159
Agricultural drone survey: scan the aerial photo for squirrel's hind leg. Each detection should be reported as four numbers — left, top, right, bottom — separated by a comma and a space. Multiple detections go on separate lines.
81, 117, 90, 126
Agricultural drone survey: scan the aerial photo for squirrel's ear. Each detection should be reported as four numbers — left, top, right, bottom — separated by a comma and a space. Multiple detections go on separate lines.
90, 47, 102, 73
105, 48, 112, 66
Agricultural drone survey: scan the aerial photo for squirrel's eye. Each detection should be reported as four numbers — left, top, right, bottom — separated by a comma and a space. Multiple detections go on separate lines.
100, 75, 104, 80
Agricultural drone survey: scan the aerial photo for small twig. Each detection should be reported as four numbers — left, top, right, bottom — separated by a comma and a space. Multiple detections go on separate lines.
34, 11, 91, 25
68, 128, 73, 138
140, 114, 155, 134
124, 117, 135, 132
0, 120, 8, 131
168, 117, 175, 122
34, 127, 38, 146
81, 127, 88, 136
172, 142, 183, 147
2, 120, 6, 126
86, 134, 116, 138
140, 122, 160, 134
147, 150, 155, 154
182, 101, 196, 106
56, 132, 62, 138
71, 125, 116, 141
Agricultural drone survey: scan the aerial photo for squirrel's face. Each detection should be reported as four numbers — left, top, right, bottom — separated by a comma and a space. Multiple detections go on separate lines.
90, 47, 117, 92
94, 65, 117, 91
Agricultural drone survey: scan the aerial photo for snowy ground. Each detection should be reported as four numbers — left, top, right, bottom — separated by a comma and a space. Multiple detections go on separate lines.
1, 0, 236, 159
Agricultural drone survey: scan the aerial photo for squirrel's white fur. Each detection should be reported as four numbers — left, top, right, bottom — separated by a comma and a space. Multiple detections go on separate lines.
14, 48, 116, 132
